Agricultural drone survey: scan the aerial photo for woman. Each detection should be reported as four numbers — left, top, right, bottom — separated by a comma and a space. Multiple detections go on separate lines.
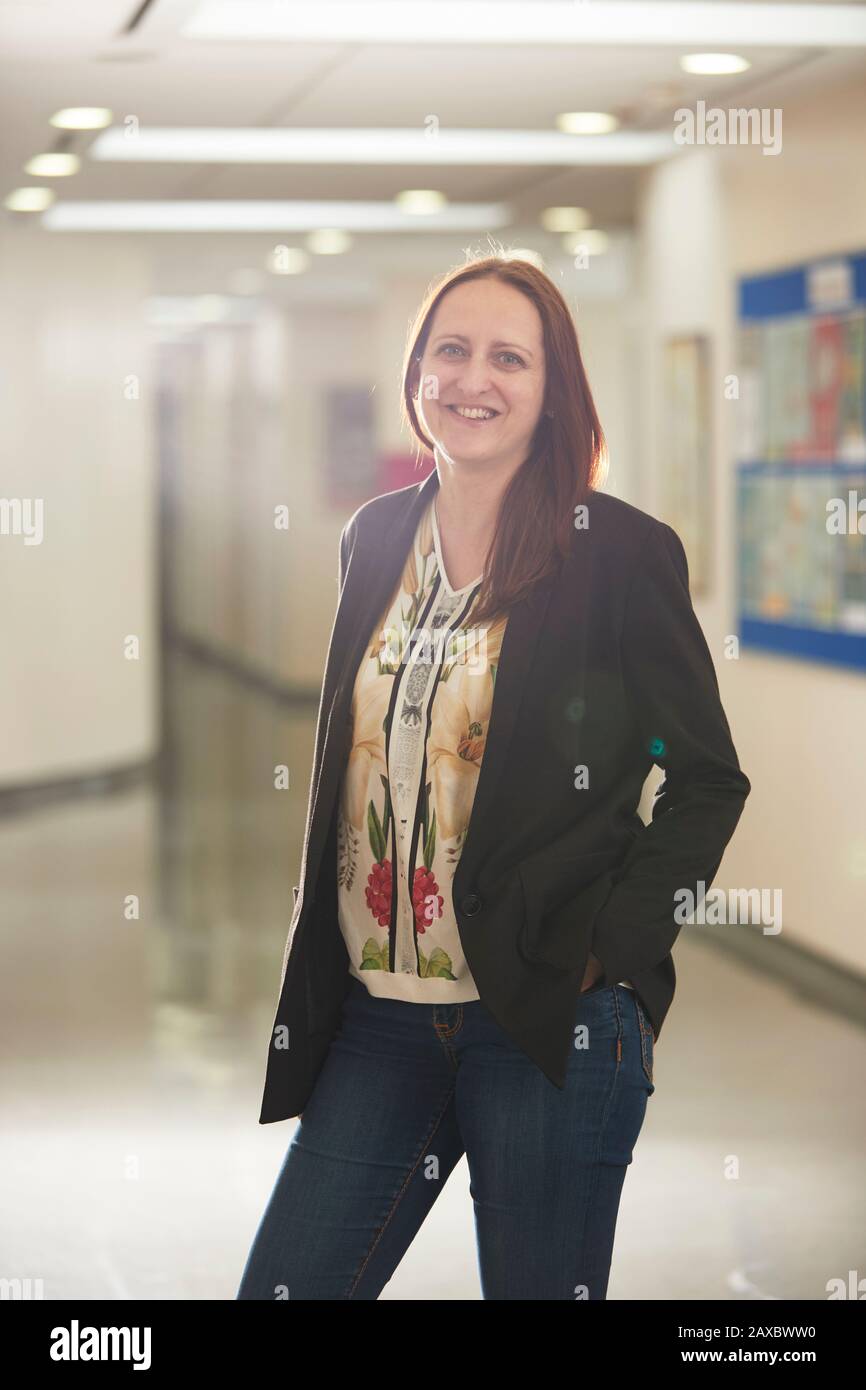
237, 253, 750, 1300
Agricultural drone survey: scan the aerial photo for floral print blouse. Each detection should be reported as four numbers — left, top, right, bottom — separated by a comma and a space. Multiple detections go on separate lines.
335, 493, 633, 1001
336, 495, 500, 1001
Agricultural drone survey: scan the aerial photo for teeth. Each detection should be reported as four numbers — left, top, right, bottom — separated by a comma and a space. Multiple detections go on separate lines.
453, 405, 496, 419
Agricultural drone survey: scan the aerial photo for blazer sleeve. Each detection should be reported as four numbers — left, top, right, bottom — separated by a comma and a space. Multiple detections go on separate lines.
590, 519, 751, 985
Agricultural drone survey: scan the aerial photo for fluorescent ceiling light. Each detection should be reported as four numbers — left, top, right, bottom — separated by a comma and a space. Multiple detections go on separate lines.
89, 127, 673, 166
40, 201, 511, 232
50, 107, 113, 130
5, 187, 55, 212
182, 1, 866, 47
25, 153, 81, 177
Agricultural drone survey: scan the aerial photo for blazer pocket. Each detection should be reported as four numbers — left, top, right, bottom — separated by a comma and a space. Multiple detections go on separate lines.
518, 850, 617, 972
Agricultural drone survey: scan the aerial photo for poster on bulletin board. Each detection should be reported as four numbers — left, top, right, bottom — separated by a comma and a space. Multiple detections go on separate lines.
736, 249, 866, 671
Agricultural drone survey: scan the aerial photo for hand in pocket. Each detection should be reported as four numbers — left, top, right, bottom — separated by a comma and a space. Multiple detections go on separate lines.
579, 950, 604, 993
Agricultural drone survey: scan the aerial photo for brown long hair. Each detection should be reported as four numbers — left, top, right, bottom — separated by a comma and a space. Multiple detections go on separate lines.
400, 250, 608, 625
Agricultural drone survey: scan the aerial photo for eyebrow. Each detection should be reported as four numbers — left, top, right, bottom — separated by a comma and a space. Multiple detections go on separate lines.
431, 332, 534, 360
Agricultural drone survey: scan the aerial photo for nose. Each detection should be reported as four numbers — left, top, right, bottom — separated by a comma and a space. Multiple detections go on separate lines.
453, 354, 496, 399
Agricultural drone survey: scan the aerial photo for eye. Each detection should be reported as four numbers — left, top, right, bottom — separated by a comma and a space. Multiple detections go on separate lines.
437, 343, 525, 367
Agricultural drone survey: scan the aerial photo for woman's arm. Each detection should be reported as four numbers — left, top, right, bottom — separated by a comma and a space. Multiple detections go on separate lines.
590, 519, 751, 986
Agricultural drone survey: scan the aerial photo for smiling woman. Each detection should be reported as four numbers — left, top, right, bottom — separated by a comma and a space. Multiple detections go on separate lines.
238, 251, 750, 1303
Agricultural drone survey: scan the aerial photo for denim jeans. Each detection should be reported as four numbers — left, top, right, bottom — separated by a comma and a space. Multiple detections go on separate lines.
237, 975, 655, 1300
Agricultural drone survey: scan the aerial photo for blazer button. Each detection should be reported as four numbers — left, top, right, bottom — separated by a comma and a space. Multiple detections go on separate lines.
461, 893, 482, 916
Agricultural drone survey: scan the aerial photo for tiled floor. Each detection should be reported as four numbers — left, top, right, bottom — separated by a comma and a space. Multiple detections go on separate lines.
1, 652, 863, 1300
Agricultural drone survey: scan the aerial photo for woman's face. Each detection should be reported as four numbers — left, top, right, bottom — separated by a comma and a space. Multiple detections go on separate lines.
415, 278, 547, 473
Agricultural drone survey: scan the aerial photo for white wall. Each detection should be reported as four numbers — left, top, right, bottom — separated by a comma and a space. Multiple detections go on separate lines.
0, 228, 158, 787
636, 74, 866, 978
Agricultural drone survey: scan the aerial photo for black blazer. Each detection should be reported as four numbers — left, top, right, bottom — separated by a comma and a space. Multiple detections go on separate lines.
258, 467, 751, 1123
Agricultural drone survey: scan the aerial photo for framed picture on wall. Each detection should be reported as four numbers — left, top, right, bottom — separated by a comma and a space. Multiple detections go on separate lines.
661, 334, 712, 595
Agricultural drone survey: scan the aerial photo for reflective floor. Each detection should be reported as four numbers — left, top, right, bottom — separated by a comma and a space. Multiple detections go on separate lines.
2, 649, 864, 1300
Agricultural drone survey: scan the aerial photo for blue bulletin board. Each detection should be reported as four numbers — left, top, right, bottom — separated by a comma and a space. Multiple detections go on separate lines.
736, 249, 866, 671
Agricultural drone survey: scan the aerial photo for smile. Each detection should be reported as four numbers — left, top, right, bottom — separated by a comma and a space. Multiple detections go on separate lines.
446, 404, 500, 422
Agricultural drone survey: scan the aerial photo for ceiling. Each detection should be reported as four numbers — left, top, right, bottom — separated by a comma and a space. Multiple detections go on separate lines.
1, 0, 864, 294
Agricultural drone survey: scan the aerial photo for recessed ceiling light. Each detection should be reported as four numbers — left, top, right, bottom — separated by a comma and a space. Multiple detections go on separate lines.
563, 229, 610, 256
267, 246, 310, 275
50, 108, 113, 130
24, 153, 81, 177
541, 206, 590, 233
557, 112, 619, 136
307, 228, 352, 254
395, 189, 446, 214
4, 187, 55, 212
680, 53, 750, 74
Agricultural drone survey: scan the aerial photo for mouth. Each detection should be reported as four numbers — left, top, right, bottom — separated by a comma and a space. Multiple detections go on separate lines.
445, 403, 501, 426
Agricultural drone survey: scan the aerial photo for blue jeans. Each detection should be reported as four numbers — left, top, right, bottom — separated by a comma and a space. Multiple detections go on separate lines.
237, 975, 655, 1300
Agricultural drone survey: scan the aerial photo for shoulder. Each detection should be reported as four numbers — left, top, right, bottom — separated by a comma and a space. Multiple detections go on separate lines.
584, 488, 660, 544
583, 489, 687, 578
340, 477, 426, 549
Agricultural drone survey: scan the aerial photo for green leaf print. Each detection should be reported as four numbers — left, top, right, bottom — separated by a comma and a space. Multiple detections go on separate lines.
424, 807, 437, 871
419, 945, 456, 980
360, 937, 390, 971
367, 800, 386, 863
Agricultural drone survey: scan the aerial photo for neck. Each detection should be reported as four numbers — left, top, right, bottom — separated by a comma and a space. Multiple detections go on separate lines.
432, 451, 518, 545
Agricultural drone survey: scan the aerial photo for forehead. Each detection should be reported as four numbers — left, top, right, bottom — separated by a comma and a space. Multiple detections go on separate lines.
429, 278, 543, 345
